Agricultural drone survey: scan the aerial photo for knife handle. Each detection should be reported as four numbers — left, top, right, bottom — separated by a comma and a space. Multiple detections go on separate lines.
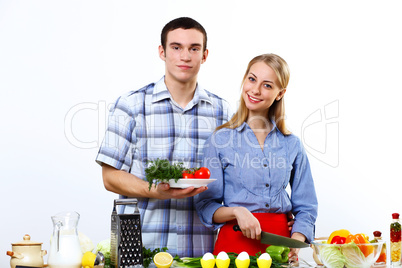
233, 225, 241, 232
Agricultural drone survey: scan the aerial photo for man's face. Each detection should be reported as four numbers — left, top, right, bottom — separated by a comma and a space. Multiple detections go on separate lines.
159, 28, 208, 85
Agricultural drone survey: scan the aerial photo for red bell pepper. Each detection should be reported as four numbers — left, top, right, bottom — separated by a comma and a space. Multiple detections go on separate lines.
330, 235, 346, 244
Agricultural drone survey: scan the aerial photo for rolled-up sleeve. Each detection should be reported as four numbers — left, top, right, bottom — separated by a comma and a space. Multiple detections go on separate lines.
290, 140, 318, 243
195, 135, 225, 230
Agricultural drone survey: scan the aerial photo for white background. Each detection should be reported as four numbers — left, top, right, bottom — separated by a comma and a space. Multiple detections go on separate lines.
1, 0, 402, 266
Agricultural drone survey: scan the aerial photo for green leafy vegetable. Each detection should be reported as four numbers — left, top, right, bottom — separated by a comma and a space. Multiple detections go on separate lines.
319, 244, 346, 268
143, 246, 168, 268
96, 239, 111, 267
145, 159, 185, 190
174, 256, 203, 267
341, 242, 367, 268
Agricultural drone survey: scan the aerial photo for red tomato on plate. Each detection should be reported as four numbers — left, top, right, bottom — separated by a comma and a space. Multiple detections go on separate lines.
182, 171, 194, 179
194, 167, 211, 179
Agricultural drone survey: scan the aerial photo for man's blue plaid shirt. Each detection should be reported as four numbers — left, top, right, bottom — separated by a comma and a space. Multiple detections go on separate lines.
96, 77, 232, 257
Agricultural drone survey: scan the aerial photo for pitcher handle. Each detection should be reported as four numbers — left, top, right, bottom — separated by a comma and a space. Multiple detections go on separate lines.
54, 221, 63, 252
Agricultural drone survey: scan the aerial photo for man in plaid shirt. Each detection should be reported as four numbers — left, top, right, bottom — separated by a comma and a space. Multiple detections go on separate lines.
96, 17, 232, 257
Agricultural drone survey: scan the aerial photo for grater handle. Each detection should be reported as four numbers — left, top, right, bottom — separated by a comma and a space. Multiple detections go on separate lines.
114, 198, 140, 213
114, 198, 138, 206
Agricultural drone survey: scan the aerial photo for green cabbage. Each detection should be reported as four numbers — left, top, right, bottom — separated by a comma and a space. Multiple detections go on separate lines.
319, 244, 346, 268
78, 232, 94, 253
341, 242, 366, 268
96, 239, 111, 260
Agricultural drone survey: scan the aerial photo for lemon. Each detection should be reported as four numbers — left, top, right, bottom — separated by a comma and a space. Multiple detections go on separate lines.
216, 251, 230, 268
153, 252, 173, 268
81, 251, 96, 268
235, 252, 250, 268
257, 253, 272, 268
201, 252, 216, 268
327, 229, 351, 243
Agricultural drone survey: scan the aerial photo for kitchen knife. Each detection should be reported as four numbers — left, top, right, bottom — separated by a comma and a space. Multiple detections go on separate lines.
233, 225, 309, 248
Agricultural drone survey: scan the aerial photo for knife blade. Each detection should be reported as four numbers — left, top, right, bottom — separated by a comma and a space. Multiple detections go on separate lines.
233, 225, 309, 248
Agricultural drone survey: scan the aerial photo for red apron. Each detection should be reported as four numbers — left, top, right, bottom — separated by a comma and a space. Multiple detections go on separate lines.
213, 213, 290, 255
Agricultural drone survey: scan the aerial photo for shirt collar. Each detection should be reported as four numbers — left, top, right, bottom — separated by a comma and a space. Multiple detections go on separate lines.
152, 77, 172, 103
152, 76, 213, 106
236, 119, 280, 134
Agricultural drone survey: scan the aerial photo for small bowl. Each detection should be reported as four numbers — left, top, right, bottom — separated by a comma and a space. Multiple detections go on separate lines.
311, 239, 384, 268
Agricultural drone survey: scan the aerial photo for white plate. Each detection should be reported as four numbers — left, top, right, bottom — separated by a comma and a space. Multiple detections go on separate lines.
168, 179, 217, 189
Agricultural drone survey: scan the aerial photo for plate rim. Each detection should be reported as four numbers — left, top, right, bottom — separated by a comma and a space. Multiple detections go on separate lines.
168, 178, 216, 188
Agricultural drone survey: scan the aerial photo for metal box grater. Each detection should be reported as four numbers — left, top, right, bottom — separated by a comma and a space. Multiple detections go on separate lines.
110, 198, 143, 268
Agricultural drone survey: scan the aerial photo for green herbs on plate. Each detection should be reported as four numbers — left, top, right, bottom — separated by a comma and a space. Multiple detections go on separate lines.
145, 159, 185, 190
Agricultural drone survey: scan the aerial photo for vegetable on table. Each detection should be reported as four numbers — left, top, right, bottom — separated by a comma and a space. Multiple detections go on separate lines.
345, 233, 373, 257
330, 235, 346, 244
265, 245, 290, 263
96, 239, 111, 267
327, 229, 351, 244
341, 242, 367, 268
79, 232, 95, 253
319, 245, 346, 268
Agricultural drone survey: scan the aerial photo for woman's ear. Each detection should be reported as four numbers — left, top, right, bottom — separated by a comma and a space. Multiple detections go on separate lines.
276, 88, 287, 101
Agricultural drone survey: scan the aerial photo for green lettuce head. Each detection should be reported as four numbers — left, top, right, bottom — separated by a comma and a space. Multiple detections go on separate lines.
96, 239, 111, 260
341, 242, 367, 268
319, 245, 346, 268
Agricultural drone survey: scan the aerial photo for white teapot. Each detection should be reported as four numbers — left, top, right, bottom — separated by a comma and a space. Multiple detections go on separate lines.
7, 234, 47, 268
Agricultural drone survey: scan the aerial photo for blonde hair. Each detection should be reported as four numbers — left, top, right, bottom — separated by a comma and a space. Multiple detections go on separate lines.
217, 53, 291, 135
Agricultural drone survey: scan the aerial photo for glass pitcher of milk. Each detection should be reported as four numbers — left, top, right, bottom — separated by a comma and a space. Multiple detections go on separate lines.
48, 211, 83, 268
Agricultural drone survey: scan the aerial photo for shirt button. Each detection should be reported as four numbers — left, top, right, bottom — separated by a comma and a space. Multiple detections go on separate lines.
263, 164, 268, 167
265, 183, 269, 187
265, 203, 269, 208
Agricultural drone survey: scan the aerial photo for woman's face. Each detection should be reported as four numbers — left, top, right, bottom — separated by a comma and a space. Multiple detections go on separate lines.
242, 61, 285, 118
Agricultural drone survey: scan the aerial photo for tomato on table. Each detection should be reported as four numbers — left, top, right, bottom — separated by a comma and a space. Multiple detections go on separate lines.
194, 167, 211, 179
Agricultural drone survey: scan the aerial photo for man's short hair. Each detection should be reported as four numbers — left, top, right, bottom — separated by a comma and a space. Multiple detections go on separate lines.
161, 17, 207, 52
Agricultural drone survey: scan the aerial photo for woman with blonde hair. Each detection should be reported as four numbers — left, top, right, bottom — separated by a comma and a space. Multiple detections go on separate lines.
195, 54, 318, 259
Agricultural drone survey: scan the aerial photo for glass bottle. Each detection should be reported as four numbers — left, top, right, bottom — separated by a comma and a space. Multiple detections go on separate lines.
373, 231, 386, 266
391, 213, 401, 266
